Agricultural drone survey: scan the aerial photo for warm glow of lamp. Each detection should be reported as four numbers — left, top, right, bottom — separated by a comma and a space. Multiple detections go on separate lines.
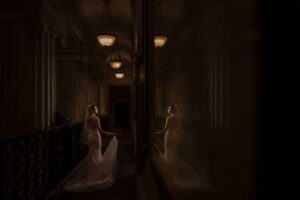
109, 61, 122, 69
154, 35, 167, 47
97, 34, 116, 46
115, 73, 125, 79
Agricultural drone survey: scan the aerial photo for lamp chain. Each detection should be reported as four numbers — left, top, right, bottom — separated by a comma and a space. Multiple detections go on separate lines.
100, 0, 114, 33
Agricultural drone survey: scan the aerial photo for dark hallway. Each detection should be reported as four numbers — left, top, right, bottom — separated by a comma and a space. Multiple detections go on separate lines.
109, 85, 132, 130
1, 0, 294, 199
114, 103, 130, 128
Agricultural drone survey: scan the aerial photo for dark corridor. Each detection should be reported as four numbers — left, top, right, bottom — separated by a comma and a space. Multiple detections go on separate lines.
109, 86, 132, 129
115, 103, 130, 128
0, 0, 294, 199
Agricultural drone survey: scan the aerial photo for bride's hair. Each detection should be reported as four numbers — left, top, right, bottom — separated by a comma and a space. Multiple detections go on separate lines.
169, 104, 178, 115
83, 104, 96, 133
81, 104, 95, 144
88, 105, 97, 115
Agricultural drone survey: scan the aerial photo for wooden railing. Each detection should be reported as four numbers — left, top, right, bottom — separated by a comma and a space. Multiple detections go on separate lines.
0, 122, 88, 200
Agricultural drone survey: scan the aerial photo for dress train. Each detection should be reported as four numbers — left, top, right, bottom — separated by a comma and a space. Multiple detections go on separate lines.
63, 130, 118, 192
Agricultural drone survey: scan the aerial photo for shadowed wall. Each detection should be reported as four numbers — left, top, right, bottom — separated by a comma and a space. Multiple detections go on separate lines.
152, 0, 261, 199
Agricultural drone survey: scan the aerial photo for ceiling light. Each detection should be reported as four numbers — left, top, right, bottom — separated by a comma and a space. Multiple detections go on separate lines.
109, 61, 122, 69
154, 35, 167, 47
97, 34, 116, 47
155, 0, 168, 48
97, 0, 116, 46
115, 73, 125, 79
108, 41, 123, 68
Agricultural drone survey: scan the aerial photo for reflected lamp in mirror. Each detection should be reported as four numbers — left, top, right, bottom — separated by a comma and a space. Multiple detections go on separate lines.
115, 73, 125, 79
154, 35, 167, 47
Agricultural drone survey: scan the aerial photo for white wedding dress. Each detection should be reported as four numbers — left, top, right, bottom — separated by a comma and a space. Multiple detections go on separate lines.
158, 116, 205, 189
63, 118, 118, 192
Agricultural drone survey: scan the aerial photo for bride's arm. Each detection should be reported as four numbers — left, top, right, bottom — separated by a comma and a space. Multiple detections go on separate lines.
96, 117, 115, 136
155, 117, 169, 134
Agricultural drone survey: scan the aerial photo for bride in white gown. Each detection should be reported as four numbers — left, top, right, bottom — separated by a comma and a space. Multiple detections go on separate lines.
63, 105, 118, 192
155, 105, 206, 189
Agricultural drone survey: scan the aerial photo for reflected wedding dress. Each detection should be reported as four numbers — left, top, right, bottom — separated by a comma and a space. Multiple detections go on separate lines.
158, 116, 205, 189
63, 116, 118, 192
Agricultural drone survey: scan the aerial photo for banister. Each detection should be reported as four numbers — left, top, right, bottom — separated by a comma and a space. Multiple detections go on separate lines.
0, 122, 87, 200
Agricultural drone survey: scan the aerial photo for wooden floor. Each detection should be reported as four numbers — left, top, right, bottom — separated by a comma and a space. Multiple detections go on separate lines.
45, 135, 137, 200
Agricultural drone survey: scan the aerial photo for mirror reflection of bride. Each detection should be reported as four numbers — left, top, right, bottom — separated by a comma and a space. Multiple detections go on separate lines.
155, 105, 206, 189
63, 105, 118, 192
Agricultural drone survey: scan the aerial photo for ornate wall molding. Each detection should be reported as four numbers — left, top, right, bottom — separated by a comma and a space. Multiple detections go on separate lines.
0, 2, 40, 23
0, 1, 67, 43
39, 0, 95, 50
40, 0, 68, 42
56, 46, 85, 66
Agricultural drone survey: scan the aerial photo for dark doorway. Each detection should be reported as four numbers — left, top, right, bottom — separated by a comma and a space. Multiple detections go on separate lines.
109, 85, 132, 129
115, 103, 130, 128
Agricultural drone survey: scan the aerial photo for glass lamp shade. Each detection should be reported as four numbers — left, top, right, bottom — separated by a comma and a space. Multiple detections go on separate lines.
109, 61, 122, 69
97, 34, 116, 46
154, 35, 167, 47
115, 73, 125, 79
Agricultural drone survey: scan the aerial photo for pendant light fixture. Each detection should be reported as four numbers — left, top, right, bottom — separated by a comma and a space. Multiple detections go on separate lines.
154, 0, 167, 48
114, 67, 125, 79
108, 41, 122, 69
154, 35, 167, 47
97, 0, 116, 47
115, 73, 125, 79
110, 61, 122, 69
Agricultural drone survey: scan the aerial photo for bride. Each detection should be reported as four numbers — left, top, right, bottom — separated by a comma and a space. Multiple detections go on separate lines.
155, 105, 205, 189
155, 105, 180, 162
63, 104, 118, 192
